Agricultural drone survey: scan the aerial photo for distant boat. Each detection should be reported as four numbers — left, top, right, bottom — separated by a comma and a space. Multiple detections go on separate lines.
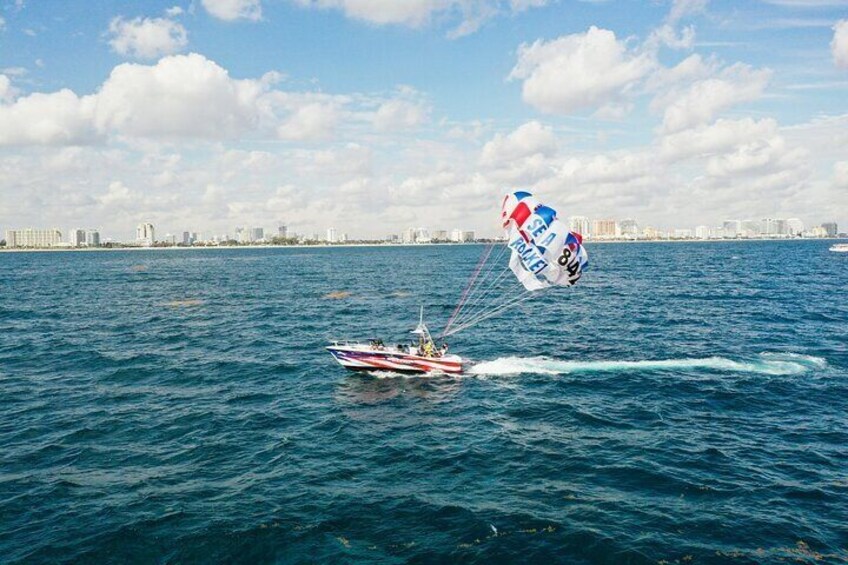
829, 243, 848, 253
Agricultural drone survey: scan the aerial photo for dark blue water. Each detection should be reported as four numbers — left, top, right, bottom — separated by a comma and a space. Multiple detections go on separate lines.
1, 241, 846, 564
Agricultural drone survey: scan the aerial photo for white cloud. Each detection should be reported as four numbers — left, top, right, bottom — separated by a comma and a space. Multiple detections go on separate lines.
295, 0, 444, 26
647, 24, 696, 50
659, 117, 779, 161
509, 27, 656, 115
653, 62, 771, 133
165, 6, 185, 17
0, 75, 17, 103
0, 16, 6, 31
668, 0, 708, 24
107, 16, 188, 59
833, 19, 848, 68
480, 120, 556, 165
202, 0, 262, 21
0, 56, 442, 147
705, 135, 805, 178
373, 98, 428, 131
277, 102, 340, 140
0, 89, 98, 145
0, 54, 270, 145
98, 180, 135, 207
2, 66, 27, 77
93, 54, 268, 139
835, 160, 848, 186
293, 0, 549, 35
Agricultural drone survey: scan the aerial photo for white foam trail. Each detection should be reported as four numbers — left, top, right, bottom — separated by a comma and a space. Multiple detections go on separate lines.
469, 353, 827, 377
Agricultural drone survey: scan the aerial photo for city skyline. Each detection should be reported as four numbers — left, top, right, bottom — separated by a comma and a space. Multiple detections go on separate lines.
1, 1, 847, 237
3, 212, 841, 248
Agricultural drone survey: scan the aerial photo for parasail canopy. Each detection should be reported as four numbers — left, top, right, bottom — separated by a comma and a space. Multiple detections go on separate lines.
442, 191, 588, 337
501, 190, 589, 291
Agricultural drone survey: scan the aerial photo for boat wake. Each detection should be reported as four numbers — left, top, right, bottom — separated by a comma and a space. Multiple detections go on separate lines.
470, 352, 827, 377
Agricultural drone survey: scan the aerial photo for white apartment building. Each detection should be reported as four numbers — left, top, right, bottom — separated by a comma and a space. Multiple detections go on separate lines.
592, 219, 618, 239
5, 228, 63, 248
326, 227, 337, 243
619, 218, 639, 239
786, 218, 804, 236
85, 230, 100, 247
136, 223, 155, 246
722, 220, 742, 237
68, 229, 86, 247
568, 216, 591, 237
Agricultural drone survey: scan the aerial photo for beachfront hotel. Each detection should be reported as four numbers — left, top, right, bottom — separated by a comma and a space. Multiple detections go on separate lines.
136, 223, 155, 247
4, 228, 63, 248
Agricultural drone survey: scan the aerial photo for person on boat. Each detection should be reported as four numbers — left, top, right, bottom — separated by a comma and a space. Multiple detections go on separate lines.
440, 343, 449, 356
423, 341, 435, 357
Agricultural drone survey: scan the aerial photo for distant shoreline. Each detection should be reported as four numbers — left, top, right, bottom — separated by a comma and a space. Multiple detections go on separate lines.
1, 237, 844, 253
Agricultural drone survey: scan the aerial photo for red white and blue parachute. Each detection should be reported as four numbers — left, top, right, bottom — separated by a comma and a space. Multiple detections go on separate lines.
501, 191, 589, 291
442, 191, 588, 336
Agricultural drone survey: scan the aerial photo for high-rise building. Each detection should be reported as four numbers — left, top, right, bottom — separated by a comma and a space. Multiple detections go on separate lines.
642, 226, 660, 240
431, 230, 448, 242
760, 218, 786, 236
340, 233, 349, 243
673, 228, 692, 239
619, 218, 639, 238
68, 229, 86, 247
136, 223, 155, 246
695, 225, 710, 239
568, 216, 591, 237
404, 228, 418, 243
786, 218, 804, 236
182, 231, 192, 245
250, 227, 264, 242
326, 227, 337, 243
462, 231, 475, 242
450, 228, 464, 243
415, 228, 430, 243
741, 220, 760, 237
85, 230, 100, 247
592, 219, 618, 239
722, 220, 742, 238
5, 228, 63, 248
821, 222, 838, 237
278, 224, 288, 238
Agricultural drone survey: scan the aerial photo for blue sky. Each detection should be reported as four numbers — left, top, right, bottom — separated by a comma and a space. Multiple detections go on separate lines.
1, 0, 846, 239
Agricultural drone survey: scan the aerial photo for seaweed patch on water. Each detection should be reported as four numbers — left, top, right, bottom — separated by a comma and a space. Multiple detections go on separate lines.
323, 291, 352, 299
456, 524, 557, 550
162, 299, 204, 308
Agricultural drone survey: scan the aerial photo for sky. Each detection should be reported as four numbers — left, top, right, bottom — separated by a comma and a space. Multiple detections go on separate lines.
0, 0, 847, 240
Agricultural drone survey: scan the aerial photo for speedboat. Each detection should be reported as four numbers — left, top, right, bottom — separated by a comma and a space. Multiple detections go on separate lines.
829, 243, 848, 252
327, 309, 463, 374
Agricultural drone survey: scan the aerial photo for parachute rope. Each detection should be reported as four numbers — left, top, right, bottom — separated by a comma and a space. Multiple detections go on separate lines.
447, 249, 513, 331
443, 290, 537, 337
442, 242, 495, 337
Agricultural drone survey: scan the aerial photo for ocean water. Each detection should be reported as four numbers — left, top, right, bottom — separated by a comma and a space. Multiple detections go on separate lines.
1, 241, 846, 564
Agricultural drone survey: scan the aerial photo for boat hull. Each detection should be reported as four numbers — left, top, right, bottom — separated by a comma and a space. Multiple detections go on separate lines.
326, 345, 463, 374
